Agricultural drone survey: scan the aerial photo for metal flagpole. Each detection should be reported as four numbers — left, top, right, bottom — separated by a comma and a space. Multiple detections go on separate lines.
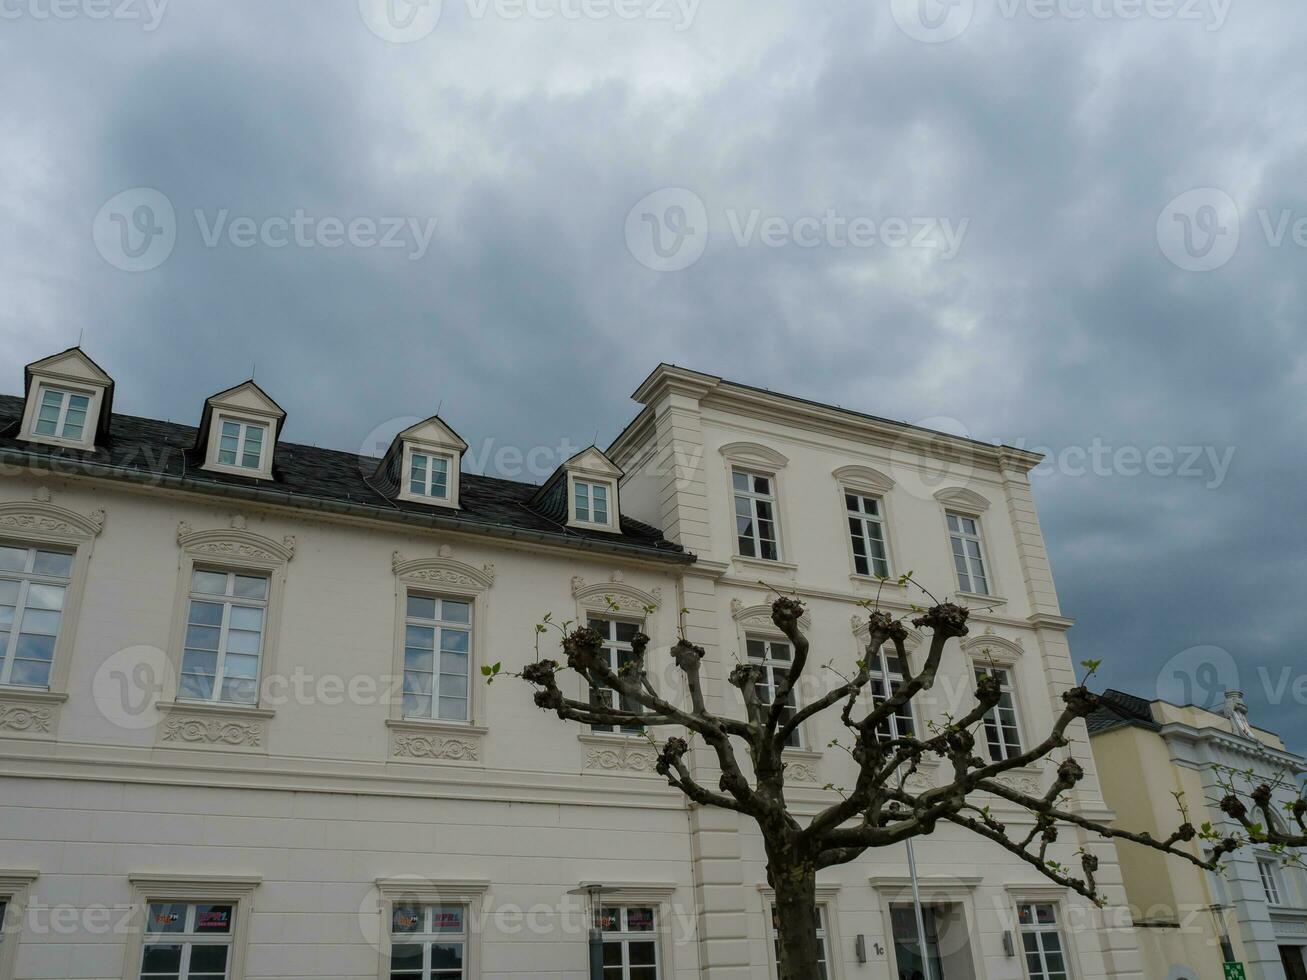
906, 837, 934, 980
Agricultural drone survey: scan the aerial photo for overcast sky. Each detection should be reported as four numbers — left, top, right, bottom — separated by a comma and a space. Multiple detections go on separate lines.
2, 0, 1303, 751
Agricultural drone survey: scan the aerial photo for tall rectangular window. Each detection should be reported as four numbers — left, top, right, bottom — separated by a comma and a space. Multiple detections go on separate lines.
1259, 858, 1284, 907
410, 453, 450, 500
404, 594, 471, 722
868, 648, 914, 742
139, 901, 235, 980
947, 513, 989, 595
846, 492, 890, 578
733, 471, 779, 561
587, 617, 643, 734
1017, 903, 1069, 980
574, 481, 610, 525
390, 903, 468, 980
33, 386, 91, 440
0, 544, 73, 689
976, 666, 1022, 761
770, 904, 831, 980
746, 637, 800, 747
216, 420, 266, 471
180, 570, 268, 705
597, 906, 659, 980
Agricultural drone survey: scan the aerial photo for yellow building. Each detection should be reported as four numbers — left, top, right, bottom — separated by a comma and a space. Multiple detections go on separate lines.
1089, 690, 1307, 980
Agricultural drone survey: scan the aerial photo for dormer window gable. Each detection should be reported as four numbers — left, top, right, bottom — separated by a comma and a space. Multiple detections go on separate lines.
535, 446, 623, 533
19, 347, 115, 451
196, 380, 286, 481
378, 415, 468, 509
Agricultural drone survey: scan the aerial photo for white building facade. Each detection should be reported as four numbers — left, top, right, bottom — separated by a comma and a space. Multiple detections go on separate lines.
0, 351, 1152, 980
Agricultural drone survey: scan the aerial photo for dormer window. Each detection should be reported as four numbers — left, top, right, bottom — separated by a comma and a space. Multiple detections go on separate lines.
217, 418, 268, 471
19, 347, 115, 451
197, 381, 286, 481
409, 451, 452, 501
378, 415, 467, 509
531, 447, 623, 532
572, 479, 610, 527
33, 386, 92, 441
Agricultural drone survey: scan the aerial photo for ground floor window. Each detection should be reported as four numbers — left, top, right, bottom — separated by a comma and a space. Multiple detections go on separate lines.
1017, 903, 1069, 980
770, 904, 832, 979
139, 902, 234, 979
597, 905, 659, 980
390, 903, 468, 980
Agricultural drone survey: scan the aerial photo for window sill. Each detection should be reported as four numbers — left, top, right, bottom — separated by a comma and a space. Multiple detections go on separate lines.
200, 460, 274, 481
956, 590, 1005, 607
20, 431, 96, 452
849, 574, 906, 590
159, 699, 276, 719
732, 555, 798, 575
387, 718, 486, 764
0, 686, 69, 705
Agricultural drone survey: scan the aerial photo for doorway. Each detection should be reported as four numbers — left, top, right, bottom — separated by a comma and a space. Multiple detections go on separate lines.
889, 903, 976, 980
1280, 946, 1307, 980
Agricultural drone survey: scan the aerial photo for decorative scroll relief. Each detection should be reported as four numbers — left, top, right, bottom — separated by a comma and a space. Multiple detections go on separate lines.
393, 732, 481, 762
572, 571, 661, 615
961, 629, 1024, 666
1273, 916, 1307, 939
0, 495, 105, 540
733, 598, 811, 631
786, 761, 820, 784
584, 741, 659, 773
161, 715, 264, 747
991, 771, 1044, 797
0, 702, 56, 735
393, 547, 495, 593
177, 517, 295, 564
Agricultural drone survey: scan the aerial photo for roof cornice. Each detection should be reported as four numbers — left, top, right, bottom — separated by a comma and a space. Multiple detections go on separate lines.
622, 364, 1044, 473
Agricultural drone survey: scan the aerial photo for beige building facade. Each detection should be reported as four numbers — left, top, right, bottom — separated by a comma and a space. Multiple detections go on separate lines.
1089, 691, 1307, 980
0, 350, 1156, 979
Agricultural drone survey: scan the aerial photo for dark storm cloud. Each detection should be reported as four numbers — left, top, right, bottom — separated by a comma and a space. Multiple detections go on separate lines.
1, 0, 1303, 748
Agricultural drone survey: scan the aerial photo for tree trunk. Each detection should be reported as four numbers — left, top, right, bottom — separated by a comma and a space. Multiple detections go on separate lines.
771, 860, 822, 980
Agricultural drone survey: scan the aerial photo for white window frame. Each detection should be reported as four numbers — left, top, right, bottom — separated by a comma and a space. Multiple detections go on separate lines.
569, 477, 617, 531
20, 381, 104, 450
138, 900, 237, 980
0, 499, 102, 714
386, 902, 471, 980
575, 884, 677, 980
585, 615, 646, 735
407, 451, 454, 502
844, 490, 892, 580
215, 418, 268, 473
746, 633, 802, 748
974, 664, 1024, 762
0, 543, 75, 691
31, 385, 94, 442
0, 871, 38, 980
373, 877, 488, 980
597, 904, 662, 980
769, 903, 835, 980
867, 645, 915, 743
1015, 900, 1073, 980
123, 875, 259, 980
178, 568, 270, 707
947, 511, 991, 597
203, 411, 276, 480
760, 884, 844, 980
1259, 857, 1285, 907
161, 523, 293, 728
733, 469, 783, 562
401, 592, 474, 724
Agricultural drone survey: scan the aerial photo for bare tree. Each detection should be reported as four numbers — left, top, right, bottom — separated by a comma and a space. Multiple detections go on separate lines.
1218, 770, 1307, 855
491, 587, 1239, 980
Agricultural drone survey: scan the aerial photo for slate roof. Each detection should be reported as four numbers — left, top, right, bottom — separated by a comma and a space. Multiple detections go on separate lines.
0, 394, 689, 563
1085, 689, 1161, 735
